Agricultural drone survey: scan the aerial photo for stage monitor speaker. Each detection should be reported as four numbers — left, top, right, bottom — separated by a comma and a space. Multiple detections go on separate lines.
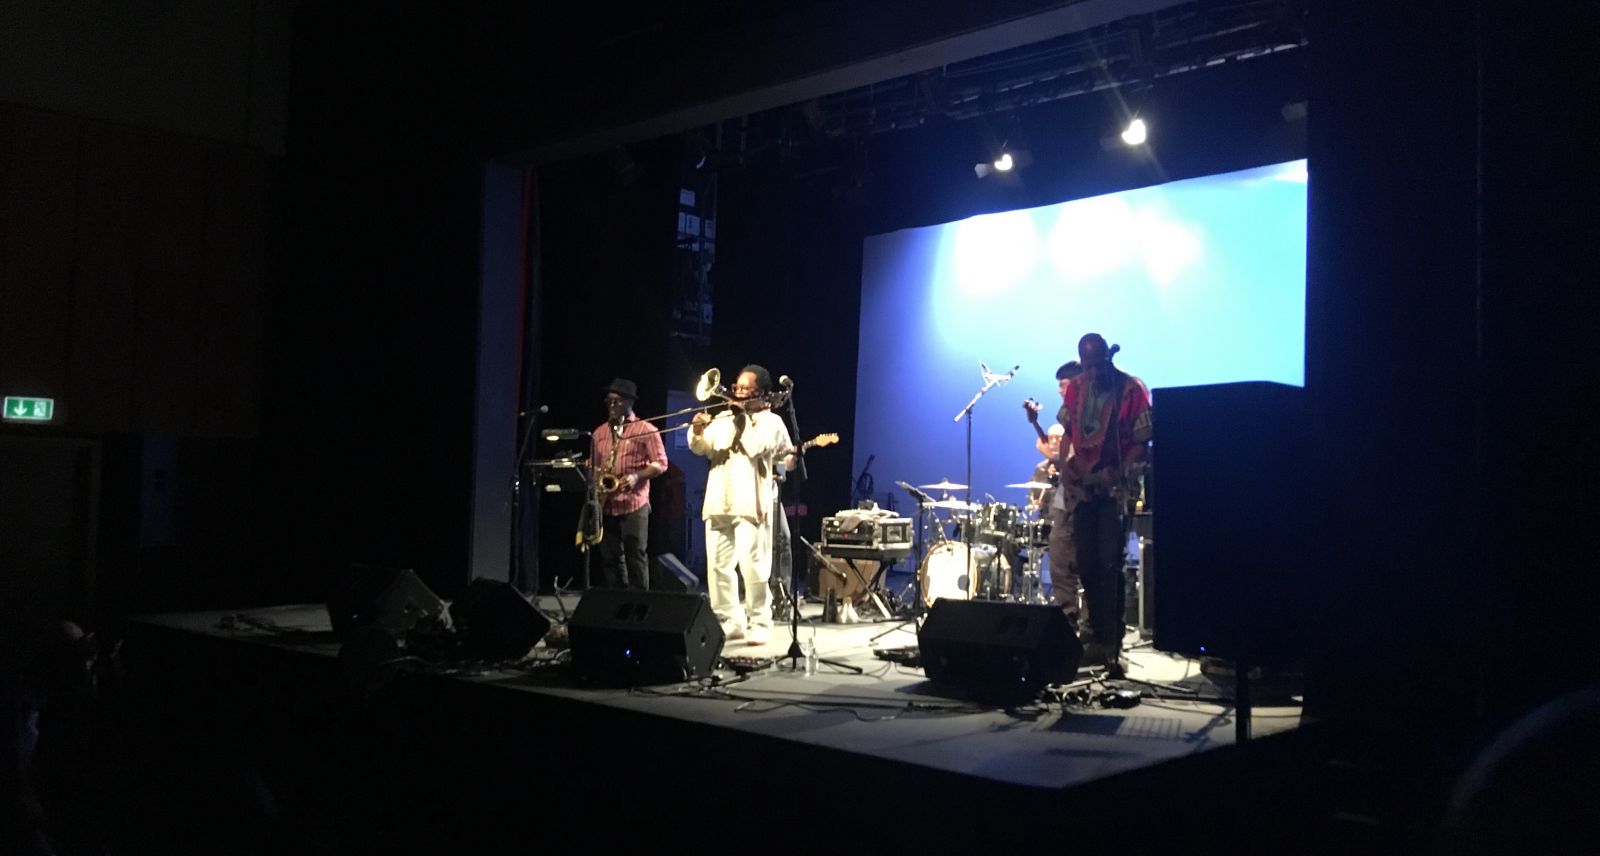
567, 589, 724, 685
327, 565, 444, 637
917, 600, 1080, 703
650, 552, 699, 593
448, 578, 551, 660
1150, 382, 1315, 662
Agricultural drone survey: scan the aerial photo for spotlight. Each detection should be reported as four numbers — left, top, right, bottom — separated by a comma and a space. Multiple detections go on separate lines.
1120, 118, 1148, 146
974, 149, 1031, 179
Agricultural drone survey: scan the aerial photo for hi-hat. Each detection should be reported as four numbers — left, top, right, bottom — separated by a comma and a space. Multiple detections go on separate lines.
1006, 480, 1054, 490
929, 498, 980, 510
919, 479, 968, 491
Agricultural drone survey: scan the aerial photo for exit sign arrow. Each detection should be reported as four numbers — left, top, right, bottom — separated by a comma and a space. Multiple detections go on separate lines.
2, 396, 55, 422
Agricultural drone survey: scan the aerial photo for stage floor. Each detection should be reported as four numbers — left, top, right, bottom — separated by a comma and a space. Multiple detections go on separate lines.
133, 594, 1303, 794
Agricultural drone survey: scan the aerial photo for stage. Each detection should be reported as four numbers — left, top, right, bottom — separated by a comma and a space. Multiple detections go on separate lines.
119, 594, 1317, 850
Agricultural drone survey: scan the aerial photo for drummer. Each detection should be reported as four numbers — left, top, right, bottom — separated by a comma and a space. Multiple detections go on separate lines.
1027, 423, 1065, 513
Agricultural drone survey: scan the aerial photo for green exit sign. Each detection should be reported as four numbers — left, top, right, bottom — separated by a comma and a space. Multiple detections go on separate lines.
3, 396, 55, 422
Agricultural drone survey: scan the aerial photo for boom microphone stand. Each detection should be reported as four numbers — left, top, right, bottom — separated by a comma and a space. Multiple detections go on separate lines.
954, 363, 1017, 600
783, 537, 862, 675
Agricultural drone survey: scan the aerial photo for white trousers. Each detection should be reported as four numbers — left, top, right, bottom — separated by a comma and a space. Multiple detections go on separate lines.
705, 515, 773, 632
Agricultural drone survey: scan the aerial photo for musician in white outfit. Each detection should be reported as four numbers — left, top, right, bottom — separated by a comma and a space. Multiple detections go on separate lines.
689, 365, 794, 645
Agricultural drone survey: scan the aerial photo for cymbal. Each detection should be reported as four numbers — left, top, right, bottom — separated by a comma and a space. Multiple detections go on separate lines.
1005, 480, 1054, 490
919, 479, 968, 491
929, 498, 980, 511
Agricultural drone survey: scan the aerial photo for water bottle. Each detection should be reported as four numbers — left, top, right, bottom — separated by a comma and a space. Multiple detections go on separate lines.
804, 640, 818, 676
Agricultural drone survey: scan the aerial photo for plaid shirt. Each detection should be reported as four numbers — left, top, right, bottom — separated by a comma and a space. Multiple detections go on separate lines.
591, 413, 668, 516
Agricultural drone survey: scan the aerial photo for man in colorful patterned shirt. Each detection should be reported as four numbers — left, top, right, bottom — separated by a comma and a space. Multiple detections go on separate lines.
591, 378, 668, 590
1058, 335, 1151, 677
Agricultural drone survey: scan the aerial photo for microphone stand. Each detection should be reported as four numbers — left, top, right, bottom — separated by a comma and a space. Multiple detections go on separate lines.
510, 407, 542, 592
954, 366, 1015, 601
785, 537, 863, 675
512, 406, 574, 622
870, 482, 935, 645
772, 392, 805, 623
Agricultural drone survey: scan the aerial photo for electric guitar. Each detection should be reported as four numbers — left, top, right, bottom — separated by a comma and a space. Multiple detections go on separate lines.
1027, 399, 1149, 507
1022, 398, 1053, 446
775, 433, 839, 483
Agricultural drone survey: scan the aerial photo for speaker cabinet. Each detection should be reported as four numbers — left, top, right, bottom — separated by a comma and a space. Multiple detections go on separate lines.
1151, 382, 1315, 662
327, 565, 444, 636
449, 578, 551, 660
917, 600, 1080, 703
568, 589, 724, 685
649, 552, 699, 593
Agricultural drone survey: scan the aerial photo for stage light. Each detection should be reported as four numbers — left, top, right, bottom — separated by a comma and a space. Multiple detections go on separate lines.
974, 148, 1031, 179
1121, 118, 1148, 146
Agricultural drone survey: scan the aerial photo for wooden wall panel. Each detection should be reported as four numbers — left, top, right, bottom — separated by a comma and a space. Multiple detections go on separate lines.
139, 135, 209, 276
133, 268, 199, 433
67, 263, 136, 428
0, 101, 271, 438
194, 148, 266, 436
0, 110, 78, 404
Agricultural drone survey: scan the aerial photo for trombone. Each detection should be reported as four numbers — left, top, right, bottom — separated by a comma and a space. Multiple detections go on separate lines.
630, 368, 793, 436
635, 368, 735, 436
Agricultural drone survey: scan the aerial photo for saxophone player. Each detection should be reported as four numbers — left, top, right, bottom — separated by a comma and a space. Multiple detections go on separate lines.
591, 378, 668, 589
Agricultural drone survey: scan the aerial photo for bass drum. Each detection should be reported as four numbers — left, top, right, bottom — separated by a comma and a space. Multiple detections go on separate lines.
917, 541, 1012, 607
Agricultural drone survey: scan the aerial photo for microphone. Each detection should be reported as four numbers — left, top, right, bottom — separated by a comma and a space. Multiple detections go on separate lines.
1108, 344, 1121, 359
778, 374, 793, 387
896, 480, 934, 503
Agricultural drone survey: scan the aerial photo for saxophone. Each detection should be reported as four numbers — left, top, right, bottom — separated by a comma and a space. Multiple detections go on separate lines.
596, 421, 624, 499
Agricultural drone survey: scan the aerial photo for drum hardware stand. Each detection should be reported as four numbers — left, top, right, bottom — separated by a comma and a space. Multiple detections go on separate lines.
869, 483, 943, 645
783, 537, 862, 675
955, 363, 1016, 601
894, 481, 936, 610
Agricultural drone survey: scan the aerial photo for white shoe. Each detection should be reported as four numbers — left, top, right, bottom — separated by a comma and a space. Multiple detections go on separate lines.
722, 624, 746, 641
841, 602, 859, 624
745, 625, 771, 646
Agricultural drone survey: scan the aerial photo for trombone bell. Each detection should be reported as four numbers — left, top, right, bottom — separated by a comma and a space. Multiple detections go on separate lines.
695, 368, 728, 402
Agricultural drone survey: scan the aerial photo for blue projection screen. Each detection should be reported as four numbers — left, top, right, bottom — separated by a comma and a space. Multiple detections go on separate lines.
853, 159, 1307, 509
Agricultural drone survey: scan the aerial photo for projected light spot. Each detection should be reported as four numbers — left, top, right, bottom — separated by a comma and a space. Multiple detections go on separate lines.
1269, 161, 1308, 183
1135, 210, 1205, 287
1046, 195, 1137, 282
951, 210, 1039, 297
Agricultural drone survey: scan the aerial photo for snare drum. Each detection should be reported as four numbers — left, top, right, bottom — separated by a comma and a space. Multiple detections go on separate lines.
917, 541, 1013, 606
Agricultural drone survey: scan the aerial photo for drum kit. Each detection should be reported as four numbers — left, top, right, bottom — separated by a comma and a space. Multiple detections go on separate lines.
907, 477, 1054, 608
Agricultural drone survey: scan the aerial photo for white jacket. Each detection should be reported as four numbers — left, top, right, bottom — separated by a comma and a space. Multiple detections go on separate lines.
690, 409, 793, 522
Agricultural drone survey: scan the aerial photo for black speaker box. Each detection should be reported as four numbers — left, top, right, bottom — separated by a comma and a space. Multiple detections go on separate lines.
327, 565, 444, 636
449, 578, 551, 661
917, 599, 1081, 703
567, 589, 724, 685
649, 552, 699, 593
1151, 382, 1315, 662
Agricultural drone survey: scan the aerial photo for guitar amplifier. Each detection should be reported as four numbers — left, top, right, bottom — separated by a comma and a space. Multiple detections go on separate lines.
821, 516, 913, 551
